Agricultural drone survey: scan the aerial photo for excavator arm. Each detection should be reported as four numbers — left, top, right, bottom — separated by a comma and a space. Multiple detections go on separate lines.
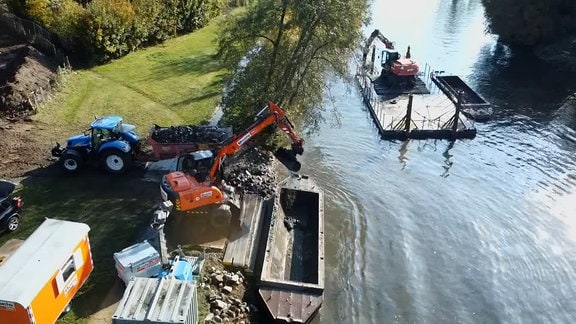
362, 29, 395, 63
208, 101, 304, 181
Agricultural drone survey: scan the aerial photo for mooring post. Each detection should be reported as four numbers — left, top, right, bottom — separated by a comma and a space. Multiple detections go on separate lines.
405, 94, 413, 132
452, 91, 463, 135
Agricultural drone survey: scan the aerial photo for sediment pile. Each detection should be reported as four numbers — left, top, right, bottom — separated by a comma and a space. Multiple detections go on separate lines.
150, 125, 232, 144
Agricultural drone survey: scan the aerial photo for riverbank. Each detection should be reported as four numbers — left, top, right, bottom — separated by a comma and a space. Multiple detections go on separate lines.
0, 10, 274, 324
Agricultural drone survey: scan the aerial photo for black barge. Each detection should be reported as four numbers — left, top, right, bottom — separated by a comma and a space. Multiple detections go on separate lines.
258, 175, 325, 323
430, 72, 493, 122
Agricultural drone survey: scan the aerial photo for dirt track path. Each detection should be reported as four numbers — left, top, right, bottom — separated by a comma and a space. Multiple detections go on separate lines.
87, 280, 124, 324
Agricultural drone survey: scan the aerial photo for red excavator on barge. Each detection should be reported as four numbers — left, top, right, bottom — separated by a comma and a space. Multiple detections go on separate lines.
362, 29, 420, 87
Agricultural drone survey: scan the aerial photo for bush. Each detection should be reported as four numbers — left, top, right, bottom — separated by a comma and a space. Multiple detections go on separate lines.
177, 0, 222, 33
131, 0, 174, 47
85, 0, 135, 61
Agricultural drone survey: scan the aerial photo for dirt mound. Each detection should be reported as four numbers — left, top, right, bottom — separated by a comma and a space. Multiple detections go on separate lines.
0, 31, 58, 119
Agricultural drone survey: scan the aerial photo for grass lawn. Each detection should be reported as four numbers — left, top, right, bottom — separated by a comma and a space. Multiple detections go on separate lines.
0, 12, 234, 324
34, 15, 228, 140
3, 173, 160, 323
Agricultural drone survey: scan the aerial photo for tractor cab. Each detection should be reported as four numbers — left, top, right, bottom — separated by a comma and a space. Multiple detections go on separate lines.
90, 116, 139, 149
91, 127, 116, 150
179, 150, 215, 183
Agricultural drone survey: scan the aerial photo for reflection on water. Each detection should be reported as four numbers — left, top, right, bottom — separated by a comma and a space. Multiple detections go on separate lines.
441, 141, 454, 178
306, 0, 576, 323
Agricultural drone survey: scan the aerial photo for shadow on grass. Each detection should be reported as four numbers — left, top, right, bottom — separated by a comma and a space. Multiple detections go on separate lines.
149, 53, 223, 81
171, 88, 222, 109
0, 165, 162, 320
163, 208, 240, 252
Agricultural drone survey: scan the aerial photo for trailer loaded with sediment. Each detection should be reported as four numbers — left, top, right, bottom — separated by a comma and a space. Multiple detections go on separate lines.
148, 124, 233, 160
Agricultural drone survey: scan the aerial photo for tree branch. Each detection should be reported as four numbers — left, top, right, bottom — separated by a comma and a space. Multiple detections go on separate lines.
257, 34, 276, 45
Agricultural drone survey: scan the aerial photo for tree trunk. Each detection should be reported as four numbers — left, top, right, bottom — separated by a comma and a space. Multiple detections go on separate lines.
263, 0, 288, 100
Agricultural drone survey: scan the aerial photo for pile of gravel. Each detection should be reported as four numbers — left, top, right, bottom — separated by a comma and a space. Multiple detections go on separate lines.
202, 267, 257, 324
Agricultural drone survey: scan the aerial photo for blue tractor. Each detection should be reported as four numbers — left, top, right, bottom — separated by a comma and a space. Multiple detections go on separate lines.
51, 116, 140, 174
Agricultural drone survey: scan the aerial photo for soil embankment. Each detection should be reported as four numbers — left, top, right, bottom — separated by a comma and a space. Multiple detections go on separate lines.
0, 30, 59, 119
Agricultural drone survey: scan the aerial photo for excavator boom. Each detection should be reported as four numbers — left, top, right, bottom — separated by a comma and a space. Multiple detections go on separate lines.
209, 102, 304, 181
362, 29, 394, 63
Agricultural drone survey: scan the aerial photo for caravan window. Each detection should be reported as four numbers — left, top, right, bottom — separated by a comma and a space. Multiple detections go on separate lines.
61, 256, 77, 282
55, 249, 84, 295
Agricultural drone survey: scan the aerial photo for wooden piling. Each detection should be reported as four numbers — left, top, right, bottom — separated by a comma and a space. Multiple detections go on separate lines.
405, 94, 413, 132
452, 91, 463, 135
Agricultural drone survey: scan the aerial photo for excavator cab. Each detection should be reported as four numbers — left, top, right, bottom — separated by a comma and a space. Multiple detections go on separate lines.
180, 150, 215, 183
381, 48, 401, 69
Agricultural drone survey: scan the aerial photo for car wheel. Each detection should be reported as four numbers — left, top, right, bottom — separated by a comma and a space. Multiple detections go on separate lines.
6, 215, 20, 232
101, 149, 132, 174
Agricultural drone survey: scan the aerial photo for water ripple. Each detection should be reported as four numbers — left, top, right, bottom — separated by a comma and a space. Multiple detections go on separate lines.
309, 1, 576, 322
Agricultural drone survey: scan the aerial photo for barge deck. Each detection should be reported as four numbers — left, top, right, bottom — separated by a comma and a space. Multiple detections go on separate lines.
358, 28, 488, 139
357, 71, 477, 140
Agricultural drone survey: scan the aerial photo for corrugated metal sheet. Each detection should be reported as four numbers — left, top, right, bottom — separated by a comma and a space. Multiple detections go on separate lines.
112, 277, 198, 324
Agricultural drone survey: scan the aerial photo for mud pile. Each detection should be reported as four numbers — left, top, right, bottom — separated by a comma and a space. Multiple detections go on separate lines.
0, 34, 58, 119
150, 125, 232, 144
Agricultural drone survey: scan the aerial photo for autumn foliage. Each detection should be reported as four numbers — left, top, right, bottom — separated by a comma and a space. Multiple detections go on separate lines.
6, 0, 224, 62
483, 0, 576, 46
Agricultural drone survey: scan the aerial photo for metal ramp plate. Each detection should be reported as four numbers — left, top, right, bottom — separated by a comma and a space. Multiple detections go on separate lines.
223, 194, 268, 273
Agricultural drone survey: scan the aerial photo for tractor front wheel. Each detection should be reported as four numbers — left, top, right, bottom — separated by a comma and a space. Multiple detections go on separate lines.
60, 153, 83, 174
101, 149, 132, 174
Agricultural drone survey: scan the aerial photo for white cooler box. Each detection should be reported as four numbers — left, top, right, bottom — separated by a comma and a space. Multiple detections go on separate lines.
113, 241, 163, 285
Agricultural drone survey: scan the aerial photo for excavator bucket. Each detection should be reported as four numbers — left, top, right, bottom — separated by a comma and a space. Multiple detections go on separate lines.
274, 147, 302, 172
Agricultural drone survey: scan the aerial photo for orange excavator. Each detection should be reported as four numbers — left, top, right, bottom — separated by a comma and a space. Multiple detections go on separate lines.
362, 29, 419, 86
160, 102, 304, 218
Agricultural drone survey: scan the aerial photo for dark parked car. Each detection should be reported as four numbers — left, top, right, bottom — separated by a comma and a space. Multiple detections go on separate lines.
0, 180, 23, 234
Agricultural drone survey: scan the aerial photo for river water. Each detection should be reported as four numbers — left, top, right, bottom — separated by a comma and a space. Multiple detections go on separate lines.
299, 0, 576, 323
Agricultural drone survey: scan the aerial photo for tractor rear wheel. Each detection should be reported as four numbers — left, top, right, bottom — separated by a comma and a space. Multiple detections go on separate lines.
60, 153, 83, 174
101, 149, 132, 174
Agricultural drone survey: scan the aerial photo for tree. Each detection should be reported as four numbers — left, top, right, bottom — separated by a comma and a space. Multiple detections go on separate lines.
217, 0, 370, 136
86, 0, 135, 61
482, 0, 576, 46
